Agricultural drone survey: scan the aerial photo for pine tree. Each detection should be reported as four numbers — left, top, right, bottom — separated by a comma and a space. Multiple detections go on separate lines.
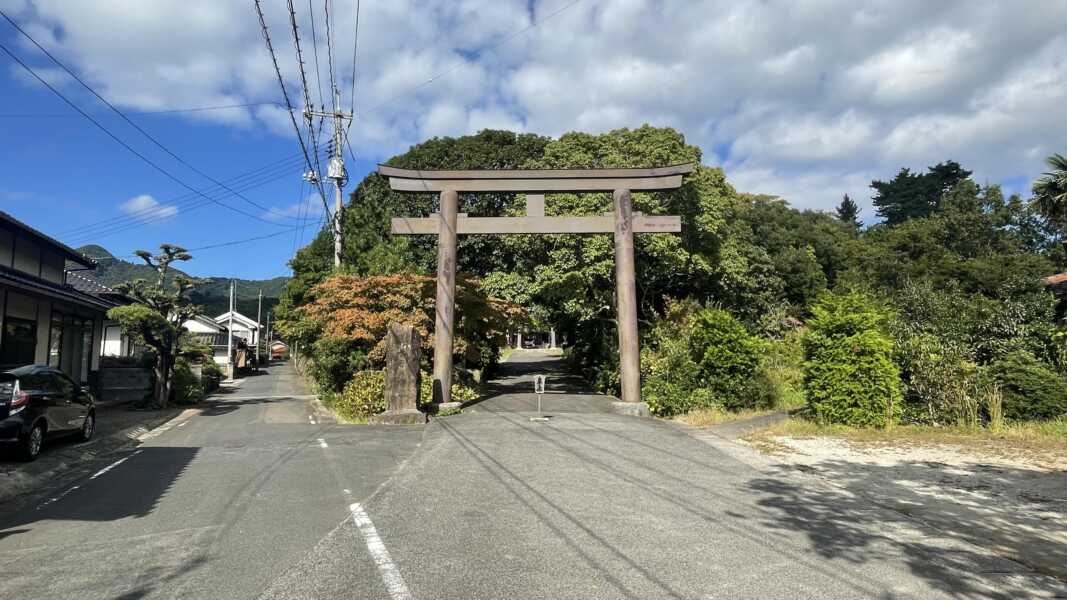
871, 161, 972, 225
835, 194, 861, 228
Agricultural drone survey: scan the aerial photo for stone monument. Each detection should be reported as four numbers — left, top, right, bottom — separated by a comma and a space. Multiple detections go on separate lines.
370, 323, 426, 424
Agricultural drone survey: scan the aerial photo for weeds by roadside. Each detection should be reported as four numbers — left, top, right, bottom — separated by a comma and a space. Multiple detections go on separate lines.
673, 406, 780, 427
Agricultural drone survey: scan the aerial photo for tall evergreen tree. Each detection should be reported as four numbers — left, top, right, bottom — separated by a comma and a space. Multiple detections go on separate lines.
835, 194, 860, 227
871, 161, 972, 225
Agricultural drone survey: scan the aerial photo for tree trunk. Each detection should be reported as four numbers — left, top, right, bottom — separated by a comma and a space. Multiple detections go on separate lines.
155, 353, 170, 409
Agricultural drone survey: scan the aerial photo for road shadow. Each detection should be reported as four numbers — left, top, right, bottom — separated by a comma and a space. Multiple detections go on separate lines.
747, 460, 1067, 596
0, 446, 199, 540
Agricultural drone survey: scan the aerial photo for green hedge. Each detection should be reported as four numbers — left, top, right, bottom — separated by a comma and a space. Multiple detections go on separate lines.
804, 291, 902, 427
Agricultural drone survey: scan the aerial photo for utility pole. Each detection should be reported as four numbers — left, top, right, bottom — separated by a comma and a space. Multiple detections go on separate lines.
227, 279, 235, 377
265, 310, 272, 362
305, 87, 352, 268
255, 289, 262, 366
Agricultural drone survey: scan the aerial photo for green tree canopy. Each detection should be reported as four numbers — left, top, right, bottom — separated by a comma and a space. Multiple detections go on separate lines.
871, 161, 972, 225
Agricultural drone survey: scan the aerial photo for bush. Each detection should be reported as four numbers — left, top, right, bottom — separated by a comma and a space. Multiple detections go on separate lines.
689, 307, 765, 410
332, 370, 388, 421
418, 371, 480, 406
896, 332, 980, 426
171, 359, 203, 405
985, 351, 1067, 421
641, 302, 766, 415
641, 313, 703, 416
757, 331, 806, 409
804, 290, 902, 427
307, 337, 367, 393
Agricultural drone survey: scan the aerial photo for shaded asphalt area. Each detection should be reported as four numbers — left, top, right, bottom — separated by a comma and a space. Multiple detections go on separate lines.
1, 353, 1062, 598
264, 352, 1064, 599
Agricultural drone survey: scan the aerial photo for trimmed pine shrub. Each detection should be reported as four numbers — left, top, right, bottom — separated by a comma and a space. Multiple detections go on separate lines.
689, 307, 766, 410
804, 291, 902, 427
985, 351, 1067, 421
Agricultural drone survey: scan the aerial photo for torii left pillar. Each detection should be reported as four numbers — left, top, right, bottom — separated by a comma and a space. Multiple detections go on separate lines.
613, 188, 643, 412
433, 188, 459, 405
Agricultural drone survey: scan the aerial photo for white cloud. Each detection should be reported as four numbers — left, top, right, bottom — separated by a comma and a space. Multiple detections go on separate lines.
119, 194, 178, 222
5, 0, 1067, 215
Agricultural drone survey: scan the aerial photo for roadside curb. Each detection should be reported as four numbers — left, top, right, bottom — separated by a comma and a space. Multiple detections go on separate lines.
0, 406, 183, 506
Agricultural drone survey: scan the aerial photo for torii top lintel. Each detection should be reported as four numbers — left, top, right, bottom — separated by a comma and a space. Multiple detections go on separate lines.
377, 162, 696, 193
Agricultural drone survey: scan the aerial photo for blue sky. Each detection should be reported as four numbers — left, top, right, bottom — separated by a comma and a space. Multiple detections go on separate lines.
1, 0, 1066, 279
0, 75, 377, 279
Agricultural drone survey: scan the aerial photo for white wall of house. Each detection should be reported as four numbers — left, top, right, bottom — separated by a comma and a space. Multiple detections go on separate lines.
183, 318, 221, 335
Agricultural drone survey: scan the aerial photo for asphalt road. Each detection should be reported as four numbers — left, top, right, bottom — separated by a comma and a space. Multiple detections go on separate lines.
0, 353, 1061, 599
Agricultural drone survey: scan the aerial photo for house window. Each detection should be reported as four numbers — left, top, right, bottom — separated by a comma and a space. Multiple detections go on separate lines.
48, 312, 63, 366
0, 316, 37, 368
50, 311, 94, 383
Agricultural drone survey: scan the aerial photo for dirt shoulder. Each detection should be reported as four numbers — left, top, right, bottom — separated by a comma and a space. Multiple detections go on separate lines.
736, 419, 1067, 582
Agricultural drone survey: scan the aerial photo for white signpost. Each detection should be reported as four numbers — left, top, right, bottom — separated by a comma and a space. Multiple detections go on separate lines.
531, 375, 548, 422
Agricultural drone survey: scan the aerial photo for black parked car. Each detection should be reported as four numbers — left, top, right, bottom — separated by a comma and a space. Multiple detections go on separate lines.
0, 365, 95, 461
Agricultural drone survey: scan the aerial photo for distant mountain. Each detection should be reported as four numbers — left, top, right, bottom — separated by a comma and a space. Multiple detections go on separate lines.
76, 245, 287, 322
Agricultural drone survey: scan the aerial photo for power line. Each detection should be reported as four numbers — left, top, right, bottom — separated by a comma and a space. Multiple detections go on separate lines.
285, 0, 326, 198
324, 0, 338, 106
67, 165, 319, 245
349, 0, 360, 120
0, 41, 289, 233
306, 0, 326, 115
1, 11, 302, 224
253, 0, 333, 223
0, 101, 283, 118
83, 226, 308, 263
57, 153, 308, 236
361, 0, 587, 116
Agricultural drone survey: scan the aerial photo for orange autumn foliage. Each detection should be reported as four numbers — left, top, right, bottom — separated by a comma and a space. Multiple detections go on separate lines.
299, 273, 524, 367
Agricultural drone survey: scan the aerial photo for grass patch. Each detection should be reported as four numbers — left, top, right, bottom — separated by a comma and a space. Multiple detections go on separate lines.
318, 390, 368, 424
744, 416, 1067, 465
674, 406, 779, 427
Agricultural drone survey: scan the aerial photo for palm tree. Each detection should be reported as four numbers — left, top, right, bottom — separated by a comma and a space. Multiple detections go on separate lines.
1033, 152, 1067, 226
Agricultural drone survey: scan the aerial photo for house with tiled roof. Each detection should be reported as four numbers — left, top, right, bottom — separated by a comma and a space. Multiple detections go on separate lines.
0, 211, 118, 384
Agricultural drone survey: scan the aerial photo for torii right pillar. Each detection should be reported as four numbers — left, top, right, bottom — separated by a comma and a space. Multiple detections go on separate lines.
612, 188, 647, 416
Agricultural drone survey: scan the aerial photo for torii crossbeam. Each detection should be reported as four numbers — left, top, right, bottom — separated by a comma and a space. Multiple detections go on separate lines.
379, 162, 695, 414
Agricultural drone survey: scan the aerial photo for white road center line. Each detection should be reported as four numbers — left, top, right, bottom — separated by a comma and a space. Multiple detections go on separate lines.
37, 449, 143, 510
36, 485, 79, 510
318, 438, 328, 448
89, 450, 142, 480
349, 503, 414, 600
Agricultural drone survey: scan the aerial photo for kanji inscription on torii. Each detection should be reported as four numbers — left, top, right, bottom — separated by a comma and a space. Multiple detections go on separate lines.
379, 163, 695, 415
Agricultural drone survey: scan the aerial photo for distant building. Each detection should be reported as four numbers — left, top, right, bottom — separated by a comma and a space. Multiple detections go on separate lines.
182, 315, 230, 365
0, 211, 116, 384
269, 340, 289, 359
214, 310, 260, 347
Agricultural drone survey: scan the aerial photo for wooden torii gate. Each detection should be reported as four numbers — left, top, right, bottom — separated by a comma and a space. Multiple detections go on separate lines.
379, 162, 695, 415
